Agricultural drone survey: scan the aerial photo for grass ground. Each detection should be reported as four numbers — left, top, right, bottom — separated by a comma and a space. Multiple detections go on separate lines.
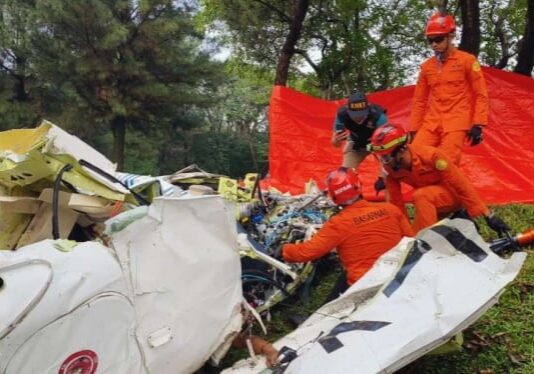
224, 204, 534, 373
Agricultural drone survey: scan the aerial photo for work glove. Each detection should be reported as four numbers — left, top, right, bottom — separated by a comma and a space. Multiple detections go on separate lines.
484, 213, 511, 235
374, 176, 386, 195
467, 125, 483, 146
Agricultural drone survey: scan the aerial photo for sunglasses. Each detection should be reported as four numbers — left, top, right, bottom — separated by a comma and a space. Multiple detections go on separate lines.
378, 154, 394, 164
427, 35, 446, 44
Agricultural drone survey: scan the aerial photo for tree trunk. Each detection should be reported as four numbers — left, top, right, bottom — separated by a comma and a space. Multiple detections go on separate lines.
514, 0, 534, 76
111, 116, 126, 170
459, 0, 481, 56
274, 0, 310, 85
13, 57, 29, 102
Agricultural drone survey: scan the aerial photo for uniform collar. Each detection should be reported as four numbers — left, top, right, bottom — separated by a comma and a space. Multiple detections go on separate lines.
447, 46, 458, 59
344, 198, 368, 209
433, 46, 458, 63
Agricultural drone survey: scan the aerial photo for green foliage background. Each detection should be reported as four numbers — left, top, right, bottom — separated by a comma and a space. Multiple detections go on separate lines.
0, 0, 532, 372
0, 0, 531, 176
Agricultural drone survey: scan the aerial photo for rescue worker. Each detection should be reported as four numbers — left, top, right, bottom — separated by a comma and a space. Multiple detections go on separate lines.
282, 167, 413, 297
332, 91, 388, 169
410, 11, 489, 164
368, 124, 510, 234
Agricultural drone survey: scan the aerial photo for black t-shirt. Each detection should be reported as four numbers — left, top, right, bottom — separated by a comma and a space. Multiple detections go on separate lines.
335, 104, 386, 149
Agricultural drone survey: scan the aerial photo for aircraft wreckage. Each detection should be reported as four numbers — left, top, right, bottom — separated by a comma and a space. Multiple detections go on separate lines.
0, 121, 529, 373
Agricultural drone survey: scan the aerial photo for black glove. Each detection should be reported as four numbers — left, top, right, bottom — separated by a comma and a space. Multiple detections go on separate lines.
484, 213, 511, 235
374, 177, 386, 195
467, 125, 483, 146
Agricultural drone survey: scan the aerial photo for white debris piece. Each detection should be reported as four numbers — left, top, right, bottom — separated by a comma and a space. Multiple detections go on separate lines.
226, 219, 526, 374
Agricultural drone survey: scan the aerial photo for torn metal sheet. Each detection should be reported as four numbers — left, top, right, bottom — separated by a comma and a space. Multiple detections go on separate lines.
169, 164, 225, 186
0, 196, 243, 374
37, 188, 116, 218
15, 202, 78, 249
43, 120, 116, 173
226, 219, 526, 373
0, 121, 129, 200
0, 240, 138, 373
109, 196, 243, 373
116, 172, 181, 198
0, 195, 41, 214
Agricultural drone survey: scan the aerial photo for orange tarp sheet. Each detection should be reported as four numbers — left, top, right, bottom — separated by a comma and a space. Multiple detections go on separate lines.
267, 67, 534, 204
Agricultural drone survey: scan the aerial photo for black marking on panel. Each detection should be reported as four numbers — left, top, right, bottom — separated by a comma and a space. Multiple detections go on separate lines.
382, 239, 431, 297
319, 336, 344, 353
318, 321, 391, 353
430, 225, 487, 262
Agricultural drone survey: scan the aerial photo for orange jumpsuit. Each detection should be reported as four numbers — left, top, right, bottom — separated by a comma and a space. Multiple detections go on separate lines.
410, 47, 488, 164
282, 200, 413, 285
384, 144, 490, 233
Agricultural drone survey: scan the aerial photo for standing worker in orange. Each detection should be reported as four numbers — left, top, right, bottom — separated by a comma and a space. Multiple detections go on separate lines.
282, 167, 413, 298
410, 11, 489, 164
368, 124, 510, 234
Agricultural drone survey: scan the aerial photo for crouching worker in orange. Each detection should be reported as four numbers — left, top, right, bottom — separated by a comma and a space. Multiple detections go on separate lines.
368, 124, 510, 234
282, 167, 414, 299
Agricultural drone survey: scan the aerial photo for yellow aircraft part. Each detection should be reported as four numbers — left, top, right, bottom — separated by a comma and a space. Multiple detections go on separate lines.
243, 173, 258, 190
0, 209, 32, 250
218, 177, 239, 200
44, 154, 126, 202
0, 123, 56, 188
0, 149, 126, 202
0, 122, 50, 154
218, 175, 257, 202
0, 186, 37, 250
0, 152, 54, 188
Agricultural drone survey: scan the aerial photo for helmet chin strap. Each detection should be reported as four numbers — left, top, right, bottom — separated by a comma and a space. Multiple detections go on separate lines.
391, 146, 405, 171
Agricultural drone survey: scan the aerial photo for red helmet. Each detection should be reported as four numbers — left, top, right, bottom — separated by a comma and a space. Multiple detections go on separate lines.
425, 12, 456, 36
326, 167, 362, 206
368, 124, 408, 155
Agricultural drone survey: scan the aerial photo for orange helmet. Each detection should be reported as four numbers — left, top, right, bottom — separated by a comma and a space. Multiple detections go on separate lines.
326, 167, 362, 206
425, 12, 456, 36
368, 124, 408, 155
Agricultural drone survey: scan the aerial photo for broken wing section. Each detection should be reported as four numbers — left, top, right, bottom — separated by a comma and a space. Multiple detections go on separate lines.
109, 196, 243, 374
227, 219, 525, 374
0, 240, 141, 374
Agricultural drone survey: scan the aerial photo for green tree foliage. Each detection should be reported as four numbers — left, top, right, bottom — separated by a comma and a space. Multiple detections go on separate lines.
32, 0, 224, 170
478, 0, 527, 69
0, 0, 42, 128
0, 0, 531, 177
201, 0, 532, 100
199, 0, 435, 98
187, 60, 270, 177
199, 0, 311, 87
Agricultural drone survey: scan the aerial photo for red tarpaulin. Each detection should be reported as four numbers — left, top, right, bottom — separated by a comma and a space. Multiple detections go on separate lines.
267, 67, 534, 205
